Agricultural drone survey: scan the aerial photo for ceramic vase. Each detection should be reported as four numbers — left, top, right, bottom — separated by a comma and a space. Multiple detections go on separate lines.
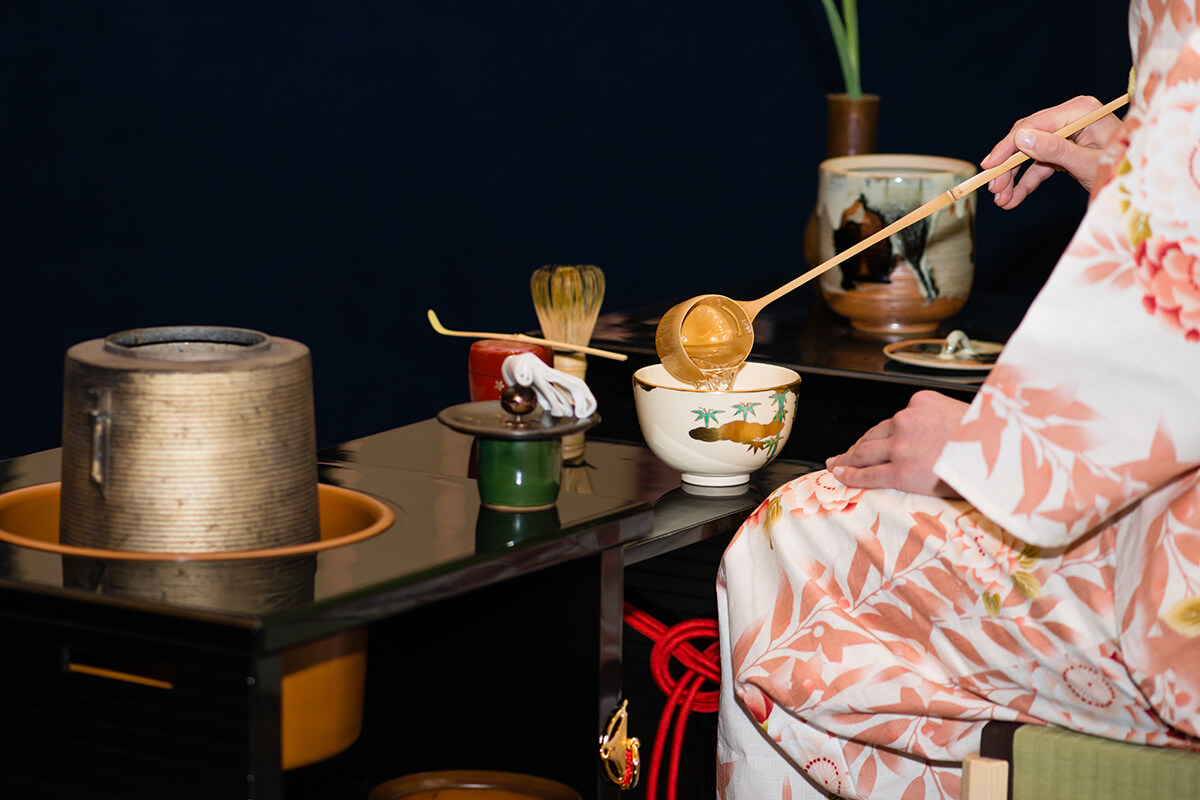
824, 93, 880, 157
804, 93, 880, 268
815, 154, 977, 337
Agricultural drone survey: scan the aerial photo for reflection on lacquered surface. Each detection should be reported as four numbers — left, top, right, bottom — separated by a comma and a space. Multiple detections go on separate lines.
0, 418, 820, 628
0, 421, 652, 623
474, 505, 561, 551
62, 555, 317, 615
320, 418, 684, 502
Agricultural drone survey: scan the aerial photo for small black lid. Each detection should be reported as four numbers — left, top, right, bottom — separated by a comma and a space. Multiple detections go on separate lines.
438, 400, 600, 440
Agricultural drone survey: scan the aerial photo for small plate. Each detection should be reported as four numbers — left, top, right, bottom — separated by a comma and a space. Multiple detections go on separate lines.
883, 337, 1003, 371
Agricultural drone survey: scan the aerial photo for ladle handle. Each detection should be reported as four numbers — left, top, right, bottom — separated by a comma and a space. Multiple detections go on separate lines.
744, 93, 1131, 316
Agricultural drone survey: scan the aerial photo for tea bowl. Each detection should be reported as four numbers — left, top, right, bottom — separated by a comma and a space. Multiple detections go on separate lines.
633, 362, 802, 486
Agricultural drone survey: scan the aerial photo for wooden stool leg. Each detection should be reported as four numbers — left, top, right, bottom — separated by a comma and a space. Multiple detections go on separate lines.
962, 751, 1009, 800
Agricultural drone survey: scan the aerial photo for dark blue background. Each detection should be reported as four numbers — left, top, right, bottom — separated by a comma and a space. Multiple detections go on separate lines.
1, 1, 1130, 458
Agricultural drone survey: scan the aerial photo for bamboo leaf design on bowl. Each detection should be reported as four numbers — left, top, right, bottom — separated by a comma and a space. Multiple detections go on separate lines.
688, 390, 792, 454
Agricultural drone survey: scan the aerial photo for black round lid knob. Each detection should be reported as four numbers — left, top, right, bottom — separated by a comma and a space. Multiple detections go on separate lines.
500, 384, 538, 417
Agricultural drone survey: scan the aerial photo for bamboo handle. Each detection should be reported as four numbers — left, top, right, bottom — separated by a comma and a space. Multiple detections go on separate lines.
426, 309, 628, 361
746, 93, 1131, 316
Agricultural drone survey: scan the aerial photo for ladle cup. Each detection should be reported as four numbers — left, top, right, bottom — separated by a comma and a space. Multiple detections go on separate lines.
655, 94, 1130, 385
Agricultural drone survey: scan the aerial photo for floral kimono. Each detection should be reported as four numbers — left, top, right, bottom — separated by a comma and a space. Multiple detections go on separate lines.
716, 2, 1200, 798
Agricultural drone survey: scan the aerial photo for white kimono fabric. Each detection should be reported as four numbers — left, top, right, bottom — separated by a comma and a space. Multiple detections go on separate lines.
717, 3, 1200, 797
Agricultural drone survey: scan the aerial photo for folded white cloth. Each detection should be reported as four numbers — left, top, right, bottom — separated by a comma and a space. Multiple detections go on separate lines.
500, 353, 597, 419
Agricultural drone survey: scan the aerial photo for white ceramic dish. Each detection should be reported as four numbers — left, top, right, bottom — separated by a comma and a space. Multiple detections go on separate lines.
883, 337, 1003, 371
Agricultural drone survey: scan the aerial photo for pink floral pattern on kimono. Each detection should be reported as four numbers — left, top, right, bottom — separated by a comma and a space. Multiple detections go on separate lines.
717, 3, 1200, 798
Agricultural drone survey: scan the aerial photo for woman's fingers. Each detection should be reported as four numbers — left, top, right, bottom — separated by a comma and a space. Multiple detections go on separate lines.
828, 435, 893, 470
826, 392, 969, 496
999, 162, 1058, 209
828, 462, 898, 490
826, 419, 894, 469
982, 96, 1115, 209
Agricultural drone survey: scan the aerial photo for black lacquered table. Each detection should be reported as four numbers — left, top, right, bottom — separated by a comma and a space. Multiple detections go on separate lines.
0, 418, 814, 800
0, 283, 1025, 798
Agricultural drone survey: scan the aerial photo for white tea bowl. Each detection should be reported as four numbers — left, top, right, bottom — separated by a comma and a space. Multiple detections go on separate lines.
633, 362, 802, 486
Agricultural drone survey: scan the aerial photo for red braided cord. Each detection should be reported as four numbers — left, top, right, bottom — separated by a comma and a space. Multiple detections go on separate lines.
623, 603, 721, 800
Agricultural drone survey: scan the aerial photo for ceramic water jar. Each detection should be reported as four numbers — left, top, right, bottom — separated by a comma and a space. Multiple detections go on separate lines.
816, 154, 976, 337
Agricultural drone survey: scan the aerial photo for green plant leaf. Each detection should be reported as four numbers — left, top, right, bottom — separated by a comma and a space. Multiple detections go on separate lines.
843, 0, 860, 96
818, 0, 861, 97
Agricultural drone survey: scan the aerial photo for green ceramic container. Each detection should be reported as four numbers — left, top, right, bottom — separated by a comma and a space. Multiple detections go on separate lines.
474, 437, 563, 511
438, 397, 601, 513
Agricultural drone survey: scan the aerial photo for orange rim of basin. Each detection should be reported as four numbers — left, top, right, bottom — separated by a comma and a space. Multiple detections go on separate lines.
0, 481, 394, 770
0, 481, 394, 560
369, 770, 583, 800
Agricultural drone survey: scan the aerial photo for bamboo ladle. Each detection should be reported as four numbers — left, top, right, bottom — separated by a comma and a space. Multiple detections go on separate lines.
656, 94, 1131, 385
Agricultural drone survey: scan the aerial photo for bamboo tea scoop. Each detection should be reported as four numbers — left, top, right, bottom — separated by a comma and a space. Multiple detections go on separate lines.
656, 93, 1131, 385
427, 309, 628, 361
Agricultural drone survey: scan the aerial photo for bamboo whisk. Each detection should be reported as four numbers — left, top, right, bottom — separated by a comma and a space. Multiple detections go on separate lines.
531, 264, 606, 464
530, 264, 606, 380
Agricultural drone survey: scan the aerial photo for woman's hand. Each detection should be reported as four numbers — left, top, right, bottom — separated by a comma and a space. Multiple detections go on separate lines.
982, 95, 1125, 210
825, 390, 969, 497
